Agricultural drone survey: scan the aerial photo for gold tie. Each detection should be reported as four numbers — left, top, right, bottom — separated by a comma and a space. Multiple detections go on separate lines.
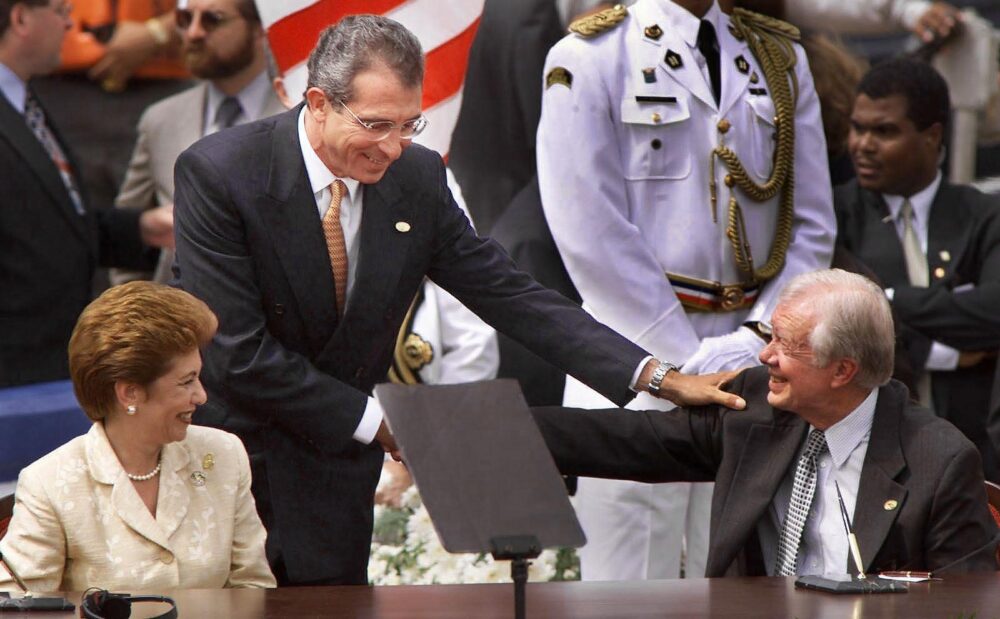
901, 199, 928, 287
323, 180, 349, 315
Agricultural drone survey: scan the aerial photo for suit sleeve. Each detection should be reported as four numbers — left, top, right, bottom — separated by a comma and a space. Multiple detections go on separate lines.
0, 468, 66, 593
173, 147, 369, 455
923, 443, 1000, 572
891, 199, 1000, 350
424, 156, 649, 407
226, 435, 277, 588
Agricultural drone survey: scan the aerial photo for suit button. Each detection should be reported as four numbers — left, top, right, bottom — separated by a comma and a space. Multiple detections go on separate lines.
651, 138, 662, 150
274, 304, 285, 315
159, 551, 174, 564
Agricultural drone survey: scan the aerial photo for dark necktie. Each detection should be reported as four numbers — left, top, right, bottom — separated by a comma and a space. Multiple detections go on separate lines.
696, 19, 721, 106
775, 429, 828, 576
215, 96, 243, 129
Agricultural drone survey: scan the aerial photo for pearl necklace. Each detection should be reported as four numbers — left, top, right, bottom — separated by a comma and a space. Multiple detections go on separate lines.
126, 459, 162, 482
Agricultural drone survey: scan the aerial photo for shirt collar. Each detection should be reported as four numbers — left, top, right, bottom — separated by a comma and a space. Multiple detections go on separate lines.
205, 69, 272, 128
656, 0, 722, 48
814, 388, 878, 468
882, 171, 943, 229
0, 61, 27, 114
296, 106, 360, 202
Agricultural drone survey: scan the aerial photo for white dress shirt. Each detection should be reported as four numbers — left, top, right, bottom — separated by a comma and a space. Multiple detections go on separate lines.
0, 61, 27, 113
760, 388, 878, 576
883, 172, 960, 371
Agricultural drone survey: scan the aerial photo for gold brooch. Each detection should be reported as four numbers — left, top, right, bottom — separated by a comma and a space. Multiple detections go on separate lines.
402, 333, 434, 371
202, 453, 215, 470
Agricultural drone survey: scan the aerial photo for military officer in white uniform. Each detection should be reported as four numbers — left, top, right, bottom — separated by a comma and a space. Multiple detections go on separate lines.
537, 0, 835, 580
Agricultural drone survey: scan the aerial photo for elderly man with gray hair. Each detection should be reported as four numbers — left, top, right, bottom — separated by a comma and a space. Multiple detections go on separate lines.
172, 14, 743, 586
534, 269, 1000, 577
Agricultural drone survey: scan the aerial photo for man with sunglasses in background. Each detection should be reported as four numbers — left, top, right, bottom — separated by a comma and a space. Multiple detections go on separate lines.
110, 0, 284, 284
173, 15, 746, 586
0, 0, 173, 387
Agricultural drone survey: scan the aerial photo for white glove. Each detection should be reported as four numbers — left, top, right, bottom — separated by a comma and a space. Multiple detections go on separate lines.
681, 327, 765, 375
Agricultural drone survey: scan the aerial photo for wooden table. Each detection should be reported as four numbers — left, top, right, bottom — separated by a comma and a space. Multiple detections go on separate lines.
26, 573, 1000, 618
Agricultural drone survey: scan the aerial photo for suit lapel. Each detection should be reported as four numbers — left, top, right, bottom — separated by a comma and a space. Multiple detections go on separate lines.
926, 182, 969, 282
347, 171, 414, 319
709, 412, 807, 575
860, 189, 911, 287
153, 441, 191, 542
259, 105, 341, 351
86, 424, 173, 552
852, 383, 907, 574
0, 92, 90, 244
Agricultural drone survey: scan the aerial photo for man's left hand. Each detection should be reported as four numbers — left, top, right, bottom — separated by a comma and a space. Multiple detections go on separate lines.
139, 203, 174, 248
657, 369, 745, 410
913, 2, 962, 43
88, 21, 164, 90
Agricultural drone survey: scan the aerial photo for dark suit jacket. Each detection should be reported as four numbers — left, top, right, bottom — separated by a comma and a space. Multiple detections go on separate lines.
534, 366, 1000, 576
172, 105, 648, 585
0, 91, 150, 388
835, 179, 1000, 480
448, 0, 564, 234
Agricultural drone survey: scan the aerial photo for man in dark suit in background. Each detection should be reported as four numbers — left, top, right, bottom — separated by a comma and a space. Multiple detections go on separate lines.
0, 0, 173, 388
534, 269, 999, 576
834, 58, 1000, 482
173, 15, 743, 587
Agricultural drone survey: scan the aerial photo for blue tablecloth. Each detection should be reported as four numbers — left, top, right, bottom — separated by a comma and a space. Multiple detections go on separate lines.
0, 380, 91, 481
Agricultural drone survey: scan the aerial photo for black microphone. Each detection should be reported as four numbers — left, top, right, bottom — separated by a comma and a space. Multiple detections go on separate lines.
0, 549, 75, 611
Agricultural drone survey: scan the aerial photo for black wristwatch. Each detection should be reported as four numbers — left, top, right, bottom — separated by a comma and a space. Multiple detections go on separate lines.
647, 360, 679, 396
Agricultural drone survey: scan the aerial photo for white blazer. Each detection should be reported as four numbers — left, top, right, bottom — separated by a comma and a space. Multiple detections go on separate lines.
0, 423, 275, 592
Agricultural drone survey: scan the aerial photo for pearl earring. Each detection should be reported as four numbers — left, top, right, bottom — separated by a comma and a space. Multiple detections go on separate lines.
127, 404, 137, 416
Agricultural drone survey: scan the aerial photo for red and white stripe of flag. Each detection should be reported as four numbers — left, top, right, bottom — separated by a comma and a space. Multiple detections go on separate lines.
258, 0, 483, 157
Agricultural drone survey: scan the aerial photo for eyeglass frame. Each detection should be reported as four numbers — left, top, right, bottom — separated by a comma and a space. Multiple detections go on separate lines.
34, 0, 73, 19
337, 99, 428, 142
174, 7, 239, 33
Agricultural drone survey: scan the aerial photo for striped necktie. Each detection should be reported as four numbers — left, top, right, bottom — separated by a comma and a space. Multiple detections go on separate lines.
323, 180, 349, 315
775, 429, 828, 576
24, 93, 84, 214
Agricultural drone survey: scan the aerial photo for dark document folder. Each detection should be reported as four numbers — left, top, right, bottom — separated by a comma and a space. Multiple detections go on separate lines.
374, 379, 585, 554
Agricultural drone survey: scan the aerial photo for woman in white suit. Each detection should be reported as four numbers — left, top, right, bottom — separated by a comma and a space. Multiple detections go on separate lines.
0, 282, 275, 592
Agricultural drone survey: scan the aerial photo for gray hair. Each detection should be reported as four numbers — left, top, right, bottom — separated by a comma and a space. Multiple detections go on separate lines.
306, 14, 424, 103
777, 269, 895, 389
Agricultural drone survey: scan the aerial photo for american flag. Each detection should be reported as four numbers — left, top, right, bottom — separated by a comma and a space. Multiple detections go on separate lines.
258, 0, 484, 157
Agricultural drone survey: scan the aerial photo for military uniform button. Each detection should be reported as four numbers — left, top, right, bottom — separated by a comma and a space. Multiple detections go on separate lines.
717, 119, 731, 134
651, 112, 662, 123
934, 267, 946, 279
651, 139, 662, 150
724, 174, 734, 187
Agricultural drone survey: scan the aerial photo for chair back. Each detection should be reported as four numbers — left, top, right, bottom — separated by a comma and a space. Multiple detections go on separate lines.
0, 493, 13, 540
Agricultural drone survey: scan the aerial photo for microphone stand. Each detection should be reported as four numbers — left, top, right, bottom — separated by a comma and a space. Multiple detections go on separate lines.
0, 550, 75, 611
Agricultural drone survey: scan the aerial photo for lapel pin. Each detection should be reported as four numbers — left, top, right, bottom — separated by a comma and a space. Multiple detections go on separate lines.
642, 68, 657, 83
664, 50, 683, 69
395, 221, 411, 233
750, 71, 759, 84
202, 453, 215, 470
883, 499, 898, 511
934, 267, 946, 279
644, 24, 663, 40
939, 250, 951, 262
735, 55, 750, 74
190, 471, 206, 487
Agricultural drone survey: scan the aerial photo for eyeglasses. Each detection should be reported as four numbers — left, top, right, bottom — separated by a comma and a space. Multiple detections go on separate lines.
338, 100, 428, 141
40, 1, 73, 18
175, 7, 237, 32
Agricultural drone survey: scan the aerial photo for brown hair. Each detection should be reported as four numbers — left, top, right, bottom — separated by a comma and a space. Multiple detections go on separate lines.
801, 33, 867, 158
68, 282, 217, 422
